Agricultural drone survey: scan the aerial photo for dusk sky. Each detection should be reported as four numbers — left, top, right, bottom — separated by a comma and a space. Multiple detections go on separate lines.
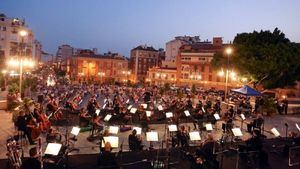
1, 0, 300, 57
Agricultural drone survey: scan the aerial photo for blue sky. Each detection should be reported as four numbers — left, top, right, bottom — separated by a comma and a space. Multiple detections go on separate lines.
1, 0, 300, 56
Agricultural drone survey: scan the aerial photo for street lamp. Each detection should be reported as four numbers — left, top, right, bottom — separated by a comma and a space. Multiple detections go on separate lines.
7, 58, 35, 98
223, 47, 233, 108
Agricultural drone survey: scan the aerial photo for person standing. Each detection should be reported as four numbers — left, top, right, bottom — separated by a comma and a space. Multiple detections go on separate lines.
21, 147, 41, 169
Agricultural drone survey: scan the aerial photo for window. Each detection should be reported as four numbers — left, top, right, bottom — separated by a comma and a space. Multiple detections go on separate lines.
209, 66, 212, 73
2, 26, 6, 31
209, 75, 212, 81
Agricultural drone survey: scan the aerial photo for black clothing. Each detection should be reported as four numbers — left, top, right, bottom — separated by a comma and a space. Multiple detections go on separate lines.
21, 157, 41, 169
128, 134, 142, 151
97, 151, 118, 169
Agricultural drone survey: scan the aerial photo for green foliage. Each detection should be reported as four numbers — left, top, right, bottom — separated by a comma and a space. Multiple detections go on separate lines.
23, 76, 38, 92
8, 83, 19, 94
262, 97, 277, 115
212, 28, 300, 89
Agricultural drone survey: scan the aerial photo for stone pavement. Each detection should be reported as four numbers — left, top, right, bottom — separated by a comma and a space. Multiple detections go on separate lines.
0, 110, 300, 160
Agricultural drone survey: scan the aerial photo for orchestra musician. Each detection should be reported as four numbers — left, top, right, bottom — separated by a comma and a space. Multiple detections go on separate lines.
91, 114, 104, 136
16, 110, 35, 145
247, 114, 264, 133
97, 142, 118, 169
176, 125, 189, 148
128, 129, 143, 151
79, 108, 91, 127
21, 147, 41, 169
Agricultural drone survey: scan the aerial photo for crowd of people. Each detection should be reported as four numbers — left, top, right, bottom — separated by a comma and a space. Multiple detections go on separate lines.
6, 72, 299, 169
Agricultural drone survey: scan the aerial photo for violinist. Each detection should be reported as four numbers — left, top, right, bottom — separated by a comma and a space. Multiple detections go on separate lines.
79, 108, 91, 127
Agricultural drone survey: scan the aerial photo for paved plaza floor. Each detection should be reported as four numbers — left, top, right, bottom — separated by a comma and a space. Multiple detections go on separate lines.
1, 110, 300, 160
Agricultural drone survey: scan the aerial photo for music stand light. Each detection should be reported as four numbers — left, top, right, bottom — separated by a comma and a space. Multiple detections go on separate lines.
189, 131, 201, 141
213, 114, 220, 120
205, 123, 213, 131
104, 114, 112, 122
95, 109, 100, 116
166, 112, 173, 118
146, 131, 158, 141
130, 107, 137, 114
168, 125, 178, 132
126, 99, 130, 104
102, 136, 119, 148
296, 123, 300, 132
109, 126, 119, 134
184, 110, 190, 117
102, 104, 106, 109
104, 99, 107, 104
132, 127, 142, 135
271, 128, 280, 137
232, 128, 243, 137
146, 111, 151, 117
158, 105, 163, 111
71, 126, 80, 136
240, 114, 246, 120
141, 104, 147, 109
127, 105, 132, 110
45, 143, 62, 156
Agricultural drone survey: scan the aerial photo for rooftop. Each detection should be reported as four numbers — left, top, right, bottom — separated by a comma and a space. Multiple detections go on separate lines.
132, 45, 158, 52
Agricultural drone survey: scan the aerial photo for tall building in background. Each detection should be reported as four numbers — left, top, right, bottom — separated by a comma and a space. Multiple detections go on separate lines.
130, 45, 159, 82
0, 13, 39, 66
165, 36, 200, 61
56, 44, 74, 71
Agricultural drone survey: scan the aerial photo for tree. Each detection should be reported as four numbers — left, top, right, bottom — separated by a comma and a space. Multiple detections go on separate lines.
212, 28, 300, 89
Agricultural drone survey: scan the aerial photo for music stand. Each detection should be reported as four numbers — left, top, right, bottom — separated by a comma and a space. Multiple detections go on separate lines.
205, 123, 213, 131
146, 111, 151, 117
102, 136, 119, 148
158, 105, 163, 111
132, 127, 142, 135
104, 114, 112, 122
296, 123, 300, 132
232, 128, 243, 137
168, 125, 178, 132
95, 109, 100, 116
127, 105, 132, 110
189, 131, 201, 141
109, 126, 119, 134
45, 143, 62, 156
102, 104, 106, 109
146, 131, 159, 141
184, 110, 190, 117
213, 113, 220, 120
71, 127, 80, 136
141, 104, 147, 109
130, 108, 137, 114
166, 112, 173, 118
126, 99, 130, 104
271, 128, 280, 137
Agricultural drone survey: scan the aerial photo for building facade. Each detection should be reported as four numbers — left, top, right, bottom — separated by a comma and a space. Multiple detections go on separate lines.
130, 45, 159, 82
147, 67, 177, 85
176, 37, 239, 89
69, 50, 129, 83
165, 36, 200, 61
0, 13, 37, 66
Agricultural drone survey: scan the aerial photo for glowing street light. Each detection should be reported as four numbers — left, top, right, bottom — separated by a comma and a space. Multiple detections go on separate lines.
98, 72, 105, 83
19, 30, 28, 37
224, 47, 233, 108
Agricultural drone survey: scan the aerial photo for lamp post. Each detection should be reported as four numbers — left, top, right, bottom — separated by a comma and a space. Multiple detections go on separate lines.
224, 47, 232, 108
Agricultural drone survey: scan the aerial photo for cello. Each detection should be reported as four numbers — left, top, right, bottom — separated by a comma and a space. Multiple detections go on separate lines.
28, 112, 42, 140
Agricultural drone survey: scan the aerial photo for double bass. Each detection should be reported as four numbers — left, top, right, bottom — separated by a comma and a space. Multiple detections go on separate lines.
28, 112, 42, 140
